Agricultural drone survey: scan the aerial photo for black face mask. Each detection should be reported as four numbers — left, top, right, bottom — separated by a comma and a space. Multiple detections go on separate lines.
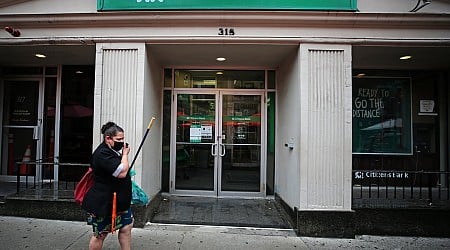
112, 141, 124, 151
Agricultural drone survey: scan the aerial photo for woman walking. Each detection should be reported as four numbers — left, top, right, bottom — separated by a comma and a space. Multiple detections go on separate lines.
82, 122, 133, 250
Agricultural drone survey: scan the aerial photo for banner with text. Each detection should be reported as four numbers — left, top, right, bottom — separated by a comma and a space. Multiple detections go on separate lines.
352, 77, 412, 154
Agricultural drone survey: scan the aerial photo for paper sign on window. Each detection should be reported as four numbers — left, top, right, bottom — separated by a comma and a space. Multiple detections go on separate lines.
190, 124, 201, 143
420, 100, 435, 113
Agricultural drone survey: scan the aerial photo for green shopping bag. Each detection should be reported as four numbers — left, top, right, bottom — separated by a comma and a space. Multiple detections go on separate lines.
130, 169, 149, 206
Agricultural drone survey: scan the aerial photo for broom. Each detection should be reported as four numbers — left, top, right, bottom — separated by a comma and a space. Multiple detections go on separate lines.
111, 117, 156, 233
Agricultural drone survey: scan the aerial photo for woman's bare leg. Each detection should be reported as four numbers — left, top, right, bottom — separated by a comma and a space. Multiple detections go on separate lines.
118, 223, 133, 250
89, 233, 107, 250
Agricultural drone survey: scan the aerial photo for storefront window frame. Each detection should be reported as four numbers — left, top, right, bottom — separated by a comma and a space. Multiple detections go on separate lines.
162, 68, 276, 196
352, 76, 413, 155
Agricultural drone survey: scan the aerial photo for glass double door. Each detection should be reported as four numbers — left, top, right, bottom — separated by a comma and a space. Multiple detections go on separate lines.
1, 80, 43, 178
171, 91, 265, 197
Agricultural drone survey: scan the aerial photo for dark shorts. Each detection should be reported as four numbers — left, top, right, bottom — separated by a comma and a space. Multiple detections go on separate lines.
88, 207, 133, 237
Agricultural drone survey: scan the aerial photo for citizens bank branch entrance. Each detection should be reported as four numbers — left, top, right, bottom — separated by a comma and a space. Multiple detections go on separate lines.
163, 69, 276, 197
4, 0, 450, 237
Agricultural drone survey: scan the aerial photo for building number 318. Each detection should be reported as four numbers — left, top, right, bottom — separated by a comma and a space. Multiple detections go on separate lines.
218, 28, 235, 36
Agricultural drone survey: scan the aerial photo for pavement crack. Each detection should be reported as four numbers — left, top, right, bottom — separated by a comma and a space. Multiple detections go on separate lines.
177, 232, 186, 250
64, 229, 91, 250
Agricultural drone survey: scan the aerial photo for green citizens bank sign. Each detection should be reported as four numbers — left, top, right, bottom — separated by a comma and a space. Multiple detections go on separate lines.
97, 0, 357, 11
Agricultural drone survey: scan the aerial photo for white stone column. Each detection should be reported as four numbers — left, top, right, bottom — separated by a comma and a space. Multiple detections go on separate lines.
92, 43, 146, 166
298, 44, 352, 211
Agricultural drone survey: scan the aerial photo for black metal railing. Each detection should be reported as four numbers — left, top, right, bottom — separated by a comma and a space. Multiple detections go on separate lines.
353, 170, 450, 208
15, 160, 89, 199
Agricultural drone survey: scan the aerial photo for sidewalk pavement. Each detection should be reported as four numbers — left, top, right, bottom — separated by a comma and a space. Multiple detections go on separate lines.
0, 216, 449, 250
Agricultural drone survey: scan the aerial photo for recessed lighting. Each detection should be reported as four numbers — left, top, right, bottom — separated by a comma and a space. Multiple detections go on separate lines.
356, 73, 366, 77
75, 71, 84, 74
216, 71, 224, 75
400, 55, 412, 60
35, 53, 46, 58
216, 57, 226, 62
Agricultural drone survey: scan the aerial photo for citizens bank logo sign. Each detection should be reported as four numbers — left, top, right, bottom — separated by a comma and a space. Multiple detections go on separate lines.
354, 171, 409, 179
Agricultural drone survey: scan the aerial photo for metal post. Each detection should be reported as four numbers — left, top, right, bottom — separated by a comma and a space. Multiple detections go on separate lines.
428, 173, 433, 205
53, 161, 59, 199
16, 162, 20, 193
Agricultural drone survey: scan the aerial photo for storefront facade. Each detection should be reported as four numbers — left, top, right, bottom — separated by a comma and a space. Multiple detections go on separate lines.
1, 0, 449, 236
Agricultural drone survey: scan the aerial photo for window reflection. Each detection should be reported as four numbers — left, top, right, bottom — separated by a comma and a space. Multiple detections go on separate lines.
352, 71, 446, 188
175, 70, 265, 89
59, 66, 94, 182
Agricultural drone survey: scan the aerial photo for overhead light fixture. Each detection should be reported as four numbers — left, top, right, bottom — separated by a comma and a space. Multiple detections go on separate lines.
400, 55, 412, 60
216, 57, 226, 62
216, 71, 224, 75
356, 73, 366, 77
75, 70, 84, 74
35, 53, 46, 58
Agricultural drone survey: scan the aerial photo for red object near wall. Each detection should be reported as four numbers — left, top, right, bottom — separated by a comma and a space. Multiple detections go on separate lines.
74, 167, 93, 205
19, 145, 32, 175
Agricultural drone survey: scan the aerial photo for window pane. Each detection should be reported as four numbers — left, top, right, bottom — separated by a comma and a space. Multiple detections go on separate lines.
266, 92, 275, 195
42, 77, 57, 178
45, 67, 58, 76
164, 68, 172, 88
174, 70, 265, 89
59, 66, 94, 164
2, 81, 39, 126
352, 71, 445, 190
175, 94, 216, 190
352, 77, 412, 154
268, 70, 276, 89
217, 70, 264, 89
161, 90, 171, 192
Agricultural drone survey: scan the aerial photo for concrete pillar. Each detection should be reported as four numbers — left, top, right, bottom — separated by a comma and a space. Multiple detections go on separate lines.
295, 43, 353, 237
298, 44, 353, 211
92, 43, 146, 173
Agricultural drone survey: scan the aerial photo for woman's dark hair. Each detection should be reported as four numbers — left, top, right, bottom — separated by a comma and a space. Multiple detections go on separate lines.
101, 122, 124, 139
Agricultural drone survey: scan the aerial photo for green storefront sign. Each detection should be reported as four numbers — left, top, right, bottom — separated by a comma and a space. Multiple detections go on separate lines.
98, 0, 357, 11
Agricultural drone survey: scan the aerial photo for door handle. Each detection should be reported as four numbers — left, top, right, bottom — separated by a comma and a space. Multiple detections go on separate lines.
33, 126, 40, 140
220, 143, 226, 157
211, 143, 217, 156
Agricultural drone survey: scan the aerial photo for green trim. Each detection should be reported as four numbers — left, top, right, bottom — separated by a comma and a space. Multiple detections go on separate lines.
98, 0, 357, 11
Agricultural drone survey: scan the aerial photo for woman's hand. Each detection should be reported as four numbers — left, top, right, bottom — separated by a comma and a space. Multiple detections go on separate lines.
122, 143, 130, 156
117, 143, 130, 178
